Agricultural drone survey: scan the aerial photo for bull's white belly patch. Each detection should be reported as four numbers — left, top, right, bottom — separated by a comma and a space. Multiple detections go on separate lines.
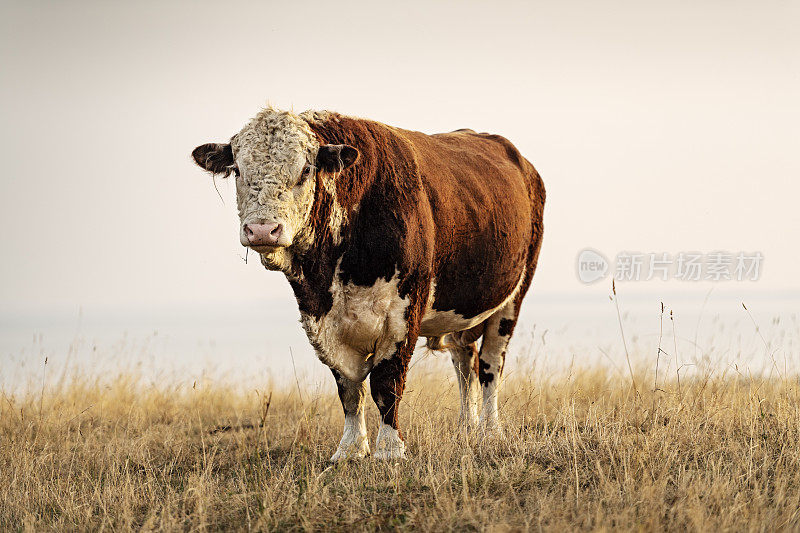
419, 273, 525, 337
301, 263, 410, 382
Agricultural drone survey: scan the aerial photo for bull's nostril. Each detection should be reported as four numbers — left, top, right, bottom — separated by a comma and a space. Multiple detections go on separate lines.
243, 222, 282, 247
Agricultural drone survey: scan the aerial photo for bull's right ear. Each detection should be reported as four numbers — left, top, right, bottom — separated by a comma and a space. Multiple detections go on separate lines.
191, 143, 234, 175
316, 144, 359, 173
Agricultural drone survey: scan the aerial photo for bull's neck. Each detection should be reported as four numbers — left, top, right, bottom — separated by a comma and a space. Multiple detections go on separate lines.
281, 171, 376, 319
279, 111, 403, 317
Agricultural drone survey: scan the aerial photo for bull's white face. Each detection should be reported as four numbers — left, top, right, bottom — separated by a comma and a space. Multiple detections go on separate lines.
192, 107, 358, 271
230, 109, 320, 253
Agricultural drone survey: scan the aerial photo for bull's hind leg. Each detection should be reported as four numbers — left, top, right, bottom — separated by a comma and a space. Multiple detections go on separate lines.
448, 325, 484, 429
477, 301, 520, 434
478, 218, 542, 435
330, 369, 370, 462
449, 340, 479, 429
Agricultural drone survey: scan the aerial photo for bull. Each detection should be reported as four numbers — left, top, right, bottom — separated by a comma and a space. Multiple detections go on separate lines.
192, 107, 545, 461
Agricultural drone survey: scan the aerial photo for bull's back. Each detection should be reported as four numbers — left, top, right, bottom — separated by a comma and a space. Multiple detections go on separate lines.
401, 128, 539, 322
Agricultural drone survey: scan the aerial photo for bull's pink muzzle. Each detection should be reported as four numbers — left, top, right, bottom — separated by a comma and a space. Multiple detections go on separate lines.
244, 222, 283, 247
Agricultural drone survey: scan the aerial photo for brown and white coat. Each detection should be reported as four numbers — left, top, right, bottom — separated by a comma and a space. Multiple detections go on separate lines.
192, 107, 545, 461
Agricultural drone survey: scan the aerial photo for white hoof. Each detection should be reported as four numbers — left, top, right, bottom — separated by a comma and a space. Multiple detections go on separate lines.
374, 423, 406, 460
330, 437, 370, 463
458, 411, 480, 431
331, 413, 370, 463
480, 421, 504, 442
480, 398, 502, 439
373, 445, 406, 461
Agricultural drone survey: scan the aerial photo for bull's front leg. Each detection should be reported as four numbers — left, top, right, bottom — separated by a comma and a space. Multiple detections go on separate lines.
330, 369, 370, 462
369, 338, 416, 460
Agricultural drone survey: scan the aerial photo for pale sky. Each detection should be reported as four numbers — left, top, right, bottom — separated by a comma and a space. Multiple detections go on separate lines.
1, 0, 799, 311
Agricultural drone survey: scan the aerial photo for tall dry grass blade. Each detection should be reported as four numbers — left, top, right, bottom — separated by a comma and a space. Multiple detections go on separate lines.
611, 279, 638, 397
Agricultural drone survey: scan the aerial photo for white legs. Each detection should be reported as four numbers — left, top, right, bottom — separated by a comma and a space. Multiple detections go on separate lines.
373, 423, 406, 460
476, 302, 517, 436
479, 380, 502, 435
449, 340, 480, 429
330, 374, 370, 462
331, 411, 370, 462
330, 372, 406, 462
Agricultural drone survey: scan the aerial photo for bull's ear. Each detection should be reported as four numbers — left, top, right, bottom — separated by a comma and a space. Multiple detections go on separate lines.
191, 143, 234, 175
316, 144, 359, 173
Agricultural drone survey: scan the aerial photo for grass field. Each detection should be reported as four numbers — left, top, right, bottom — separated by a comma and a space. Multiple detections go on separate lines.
2, 355, 799, 532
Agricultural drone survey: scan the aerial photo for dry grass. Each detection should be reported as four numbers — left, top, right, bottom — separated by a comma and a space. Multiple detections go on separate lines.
2, 360, 800, 532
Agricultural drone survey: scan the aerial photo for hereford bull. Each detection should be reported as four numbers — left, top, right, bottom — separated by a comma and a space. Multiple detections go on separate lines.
192, 107, 545, 461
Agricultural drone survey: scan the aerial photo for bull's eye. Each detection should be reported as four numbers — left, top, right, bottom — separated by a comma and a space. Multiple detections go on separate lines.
301, 164, 313, 178
233, 167, 241, 177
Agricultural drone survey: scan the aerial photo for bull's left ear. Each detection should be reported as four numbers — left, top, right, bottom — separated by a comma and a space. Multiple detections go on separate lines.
316, 144, 359, 173
191, 143, 234, 176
